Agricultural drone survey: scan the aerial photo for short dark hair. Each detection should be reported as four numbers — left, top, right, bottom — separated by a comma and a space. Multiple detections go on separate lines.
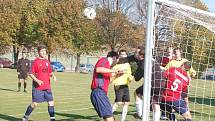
173, 47, 181, 54
183, 61, 191, 70
37, 45, 46, 52
107, 51, 119, 58
119, 49, 127, 55
137, 46, 144, 50
139, 48, 145, 56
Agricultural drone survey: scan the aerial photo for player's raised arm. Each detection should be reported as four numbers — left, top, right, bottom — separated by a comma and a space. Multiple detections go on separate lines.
96, 67, 117, 73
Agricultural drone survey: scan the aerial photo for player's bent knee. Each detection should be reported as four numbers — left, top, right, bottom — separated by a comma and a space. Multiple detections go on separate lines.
48, 101, 54, 106
105, 116, 115, 121
136, 94, 142, 98
116, 102, 123, 106
124, 102, 129, 106
182, 111, 192, 119
31, 102, 38, 108
152, 103, 160, 111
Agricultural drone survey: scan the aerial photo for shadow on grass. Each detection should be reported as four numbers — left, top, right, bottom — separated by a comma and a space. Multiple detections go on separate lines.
0, 114, 22, 121
55, 112, 100, 121
190, 110, 215, 119
189, 96, 215, 106
0, 87, 17, 92
113, 110, 136, 116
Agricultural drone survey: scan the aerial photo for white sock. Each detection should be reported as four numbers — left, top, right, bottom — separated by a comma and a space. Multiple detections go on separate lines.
112, 103, 118, 113
135, 98, 142, 117
121, 105, 128, 121
153, 111, 161, 121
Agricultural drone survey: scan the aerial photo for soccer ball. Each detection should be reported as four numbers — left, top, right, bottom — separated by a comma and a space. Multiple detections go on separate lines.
83, 7, 96, 20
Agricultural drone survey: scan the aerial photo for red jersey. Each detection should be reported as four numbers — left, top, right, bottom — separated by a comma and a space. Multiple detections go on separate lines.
162, 67, 190, 101
91, 57, 111, 95
30, 58, 52, 90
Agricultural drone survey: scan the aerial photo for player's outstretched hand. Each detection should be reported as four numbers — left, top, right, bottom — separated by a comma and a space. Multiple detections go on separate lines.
114, 69, 126, 77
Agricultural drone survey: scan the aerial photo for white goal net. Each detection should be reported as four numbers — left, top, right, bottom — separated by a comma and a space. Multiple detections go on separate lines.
147, 0, 215, 121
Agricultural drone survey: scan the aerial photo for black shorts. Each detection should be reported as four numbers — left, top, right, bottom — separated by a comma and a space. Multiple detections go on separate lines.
18, 73, 28, 79
135, 81, 165, 103
135, 85, 143, 96
151, 88, 164, 104
114, 85, 130, 102
151, 80, 166, 104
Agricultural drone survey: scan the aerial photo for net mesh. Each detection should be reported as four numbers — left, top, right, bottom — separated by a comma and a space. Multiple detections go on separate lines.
151, 0, 215, 120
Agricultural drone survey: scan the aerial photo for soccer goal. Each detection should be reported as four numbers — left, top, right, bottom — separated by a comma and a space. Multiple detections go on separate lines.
143, 0, 215, 120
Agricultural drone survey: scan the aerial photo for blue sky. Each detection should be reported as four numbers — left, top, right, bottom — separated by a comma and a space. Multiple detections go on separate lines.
202, 0, 215, 13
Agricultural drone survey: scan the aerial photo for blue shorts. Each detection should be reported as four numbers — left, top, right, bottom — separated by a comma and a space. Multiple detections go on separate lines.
32, 88, 53, 103
90, 88, 113, 118
161, 99, 188, 115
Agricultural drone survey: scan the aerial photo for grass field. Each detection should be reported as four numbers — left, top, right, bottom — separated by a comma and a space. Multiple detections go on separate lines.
0, 69, 215, 121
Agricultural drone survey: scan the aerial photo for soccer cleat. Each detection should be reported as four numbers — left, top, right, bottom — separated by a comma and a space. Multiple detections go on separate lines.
160, 115, 168, 120
171, 119, 177, 121
133, 113, 142, 119
22, 117, 28, 121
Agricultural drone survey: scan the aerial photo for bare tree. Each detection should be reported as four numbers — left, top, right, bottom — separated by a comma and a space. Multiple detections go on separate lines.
87, 0, 144, 51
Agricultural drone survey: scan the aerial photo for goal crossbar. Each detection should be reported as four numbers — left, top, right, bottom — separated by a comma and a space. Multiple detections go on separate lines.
155, 0, 215, 33
155, 0, 215, 18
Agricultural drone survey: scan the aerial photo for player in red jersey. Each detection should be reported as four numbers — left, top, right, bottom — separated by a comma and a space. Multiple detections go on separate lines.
91, 51, 123, 121
22, 45, 56, 121
161, 61, 192, 121
160, 46, 175, 119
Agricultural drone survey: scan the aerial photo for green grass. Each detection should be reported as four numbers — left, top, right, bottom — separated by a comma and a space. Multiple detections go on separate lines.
0, 69, 215, 121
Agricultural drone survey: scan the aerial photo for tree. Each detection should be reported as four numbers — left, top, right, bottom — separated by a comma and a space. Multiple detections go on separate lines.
38, 0, 102, 71
0, 32, 12, 54
37, 0, 73, 61
172, 0, 214, 73
0, 0, 28, 63
89, 0, 144, 51
66, 0, 102, 71
17, 0, 49, 49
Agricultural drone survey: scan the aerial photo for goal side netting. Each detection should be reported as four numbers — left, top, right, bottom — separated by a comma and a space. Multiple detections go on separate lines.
150, 0, 215, 121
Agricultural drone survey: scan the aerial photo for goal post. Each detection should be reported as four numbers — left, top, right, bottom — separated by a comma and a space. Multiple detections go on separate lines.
142, 0, 156, 120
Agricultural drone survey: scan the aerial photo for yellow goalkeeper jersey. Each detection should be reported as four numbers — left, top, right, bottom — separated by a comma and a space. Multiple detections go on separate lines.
165, 58, 196, 77
112, 63, 132, 86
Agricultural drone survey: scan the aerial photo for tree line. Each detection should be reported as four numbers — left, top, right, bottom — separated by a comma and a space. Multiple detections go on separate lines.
0, 0, 214, 73
0, 0, 144, 71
